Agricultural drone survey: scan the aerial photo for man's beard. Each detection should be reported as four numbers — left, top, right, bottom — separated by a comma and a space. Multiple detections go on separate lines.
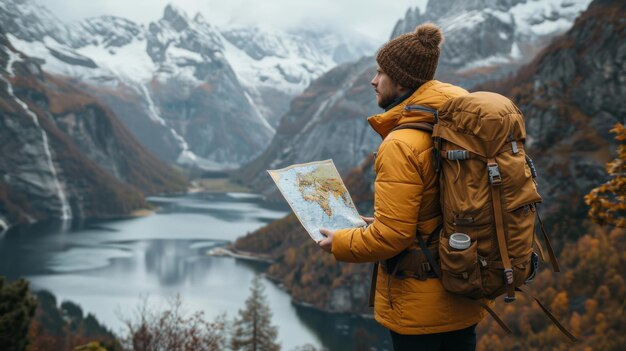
377, 91, 400, 109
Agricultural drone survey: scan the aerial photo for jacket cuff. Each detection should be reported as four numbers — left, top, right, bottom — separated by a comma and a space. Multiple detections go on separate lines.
332, 227, 358, 262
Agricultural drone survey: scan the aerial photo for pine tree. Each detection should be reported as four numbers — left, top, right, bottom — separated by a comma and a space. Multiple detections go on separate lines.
0, 277, 37, 351
231, 275, 280, 351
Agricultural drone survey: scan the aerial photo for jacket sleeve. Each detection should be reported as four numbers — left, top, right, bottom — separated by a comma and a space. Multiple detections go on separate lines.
332, 138, 423, 263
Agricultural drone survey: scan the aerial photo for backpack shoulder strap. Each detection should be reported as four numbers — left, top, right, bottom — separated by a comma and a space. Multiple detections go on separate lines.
391, 122, 434, 134
392, 104, 439, 134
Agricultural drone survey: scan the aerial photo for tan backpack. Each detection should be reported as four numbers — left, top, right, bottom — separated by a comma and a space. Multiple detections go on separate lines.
387, 92, 577, 342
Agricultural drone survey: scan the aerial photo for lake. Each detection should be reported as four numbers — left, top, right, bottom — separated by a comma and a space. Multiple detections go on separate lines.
0, 192, 391, 351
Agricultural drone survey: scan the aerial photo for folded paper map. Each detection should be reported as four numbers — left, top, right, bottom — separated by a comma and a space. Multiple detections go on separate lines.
268, 160, 366, 242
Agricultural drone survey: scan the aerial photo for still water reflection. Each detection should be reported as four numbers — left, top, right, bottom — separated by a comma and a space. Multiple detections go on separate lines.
0, 192, 390, 351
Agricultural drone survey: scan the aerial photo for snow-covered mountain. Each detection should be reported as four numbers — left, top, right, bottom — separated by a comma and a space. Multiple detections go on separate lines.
221, 26, 374, 127
393, 0, 593, 86
0, 0, 375, 168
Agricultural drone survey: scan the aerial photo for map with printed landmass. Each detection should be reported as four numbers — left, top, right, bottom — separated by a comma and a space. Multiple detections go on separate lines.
268, 160, 366, 242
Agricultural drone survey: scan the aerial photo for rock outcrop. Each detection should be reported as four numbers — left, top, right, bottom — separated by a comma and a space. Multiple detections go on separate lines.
0, 31, 187, 228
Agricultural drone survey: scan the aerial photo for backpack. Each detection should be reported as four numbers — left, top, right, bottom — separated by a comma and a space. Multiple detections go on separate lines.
380, 91, 577, 342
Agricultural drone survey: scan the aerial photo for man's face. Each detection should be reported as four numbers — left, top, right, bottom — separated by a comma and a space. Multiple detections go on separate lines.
371, 67, 404, 109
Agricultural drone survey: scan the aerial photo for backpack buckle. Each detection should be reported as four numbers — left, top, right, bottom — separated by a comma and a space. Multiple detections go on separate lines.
447, 150, 469, 160
487, 163, 502, 185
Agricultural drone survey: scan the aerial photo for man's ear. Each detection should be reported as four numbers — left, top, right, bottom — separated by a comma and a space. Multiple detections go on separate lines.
396, 84, 410, 96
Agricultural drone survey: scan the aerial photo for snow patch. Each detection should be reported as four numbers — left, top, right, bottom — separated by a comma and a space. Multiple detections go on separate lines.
510, 42, 522, 60
166, 45, 204, 63
509, 0, 593, 37
460, 54, 512, 71
244, 91, 275, 133
0, 217, 9, 236
440, 11, 487, 32
529, 18, 576, 36
484, 9, 514, 25
76, 37, 156, 81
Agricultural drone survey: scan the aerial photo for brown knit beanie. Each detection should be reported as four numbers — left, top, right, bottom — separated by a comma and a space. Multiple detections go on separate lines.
376, 23, 443, 89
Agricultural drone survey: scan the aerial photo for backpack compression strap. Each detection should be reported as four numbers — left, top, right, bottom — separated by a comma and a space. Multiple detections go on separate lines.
487, 158, 517, 303
535, 205, 561, 272
516, 286, 579, 342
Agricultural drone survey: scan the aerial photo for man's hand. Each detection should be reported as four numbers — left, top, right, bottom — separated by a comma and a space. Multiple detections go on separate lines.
360, 215, 375, 225
318, 228, 335, 253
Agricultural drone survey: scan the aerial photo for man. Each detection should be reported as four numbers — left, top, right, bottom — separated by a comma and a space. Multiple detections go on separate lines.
318, 23, 486, 351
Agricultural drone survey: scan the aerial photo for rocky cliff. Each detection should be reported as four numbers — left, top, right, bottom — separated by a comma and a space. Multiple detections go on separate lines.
0, 31, 187, 231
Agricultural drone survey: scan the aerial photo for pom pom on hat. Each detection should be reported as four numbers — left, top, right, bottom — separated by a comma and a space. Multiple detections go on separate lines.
415, 23, 443, 49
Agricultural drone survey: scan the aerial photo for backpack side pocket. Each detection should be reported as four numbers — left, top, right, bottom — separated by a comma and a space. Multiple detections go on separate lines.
439, 237, 483, 298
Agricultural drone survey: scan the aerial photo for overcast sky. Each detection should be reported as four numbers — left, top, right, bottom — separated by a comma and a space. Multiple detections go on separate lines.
33, 0, 429, 44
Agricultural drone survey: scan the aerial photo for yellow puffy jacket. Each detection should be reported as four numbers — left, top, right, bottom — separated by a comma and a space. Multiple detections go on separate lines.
332, 80, 488, 335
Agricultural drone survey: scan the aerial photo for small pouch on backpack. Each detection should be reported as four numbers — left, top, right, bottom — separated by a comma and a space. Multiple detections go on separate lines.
439, 237, 482, 298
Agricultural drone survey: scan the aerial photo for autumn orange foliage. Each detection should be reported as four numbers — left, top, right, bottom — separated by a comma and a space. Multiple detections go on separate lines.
476, 225, 626, 351
585, 123, 626, 228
